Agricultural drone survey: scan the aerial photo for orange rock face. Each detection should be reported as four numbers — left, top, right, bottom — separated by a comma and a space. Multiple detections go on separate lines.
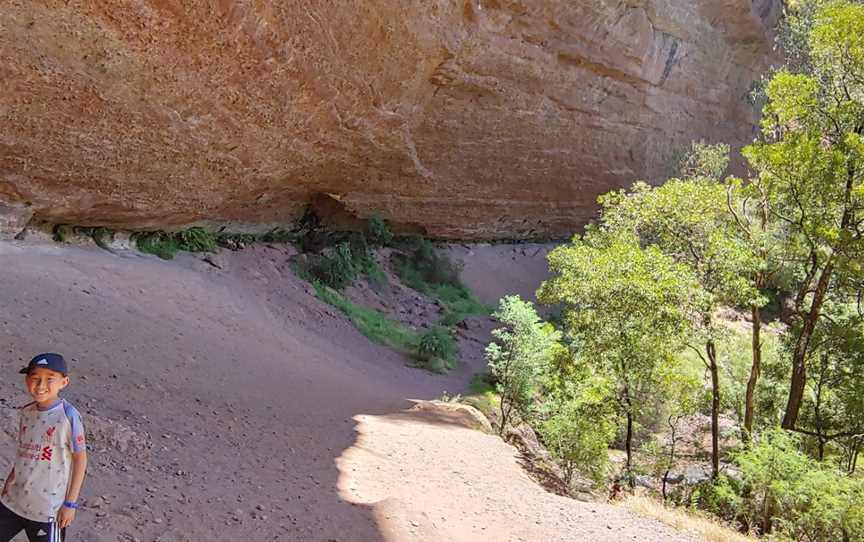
0, 0, 780, 239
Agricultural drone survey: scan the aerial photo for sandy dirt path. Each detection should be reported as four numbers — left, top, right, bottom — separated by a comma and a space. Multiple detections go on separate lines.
0, 240, 697, 541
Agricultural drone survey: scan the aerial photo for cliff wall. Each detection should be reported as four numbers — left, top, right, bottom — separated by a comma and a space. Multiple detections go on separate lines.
0, 0, 781, 238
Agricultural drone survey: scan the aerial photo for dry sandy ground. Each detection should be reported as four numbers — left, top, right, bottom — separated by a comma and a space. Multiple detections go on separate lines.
0, 239, 698, 541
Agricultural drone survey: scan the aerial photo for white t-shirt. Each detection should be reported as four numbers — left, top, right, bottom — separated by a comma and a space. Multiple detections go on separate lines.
1, 399, 86, 522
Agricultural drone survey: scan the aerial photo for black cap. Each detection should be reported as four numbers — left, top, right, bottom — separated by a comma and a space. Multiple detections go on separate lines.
20, 353, 68, 375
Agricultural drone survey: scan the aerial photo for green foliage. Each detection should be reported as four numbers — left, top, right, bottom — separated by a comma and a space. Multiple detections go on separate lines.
734, 428, 864, 540
433, 283, 491, 325
132, 228, 218, 259
175, 227, 217, 252
360, 257, 387, 287
393, 237, 462, 289
486, 295, 561, 433
301, 242, 358, 289
538, 231, 699, 472
599, 177, 764, 310
689, 476, 744, 523
392, 239, 489, 324
417, 326, 457, 373
539, 377, 617, 487
744, 0, 864, 429
311, 282, 420, 354
677, 140, 731, 180
133, 231, 180, 259
366, 213, 394, 247
795, 305, 864, 464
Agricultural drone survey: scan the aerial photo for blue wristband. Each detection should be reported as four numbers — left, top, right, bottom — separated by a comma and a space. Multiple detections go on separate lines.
62, 501, 78, 509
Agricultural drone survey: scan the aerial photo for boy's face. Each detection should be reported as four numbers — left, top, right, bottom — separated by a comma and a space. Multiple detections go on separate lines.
25, 367, 69, 406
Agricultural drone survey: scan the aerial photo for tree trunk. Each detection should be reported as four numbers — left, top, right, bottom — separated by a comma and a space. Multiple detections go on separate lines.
708, 340, 720, 479
744, 305, 762, 444
782, 262, 833, 429
499, 399, 511, 437
814, 361, 826, 461
622, 383, 634, 486
626, 410, 634, 486
662, 417, 677, 501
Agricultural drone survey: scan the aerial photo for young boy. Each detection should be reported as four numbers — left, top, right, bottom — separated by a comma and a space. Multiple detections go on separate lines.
0, 353, 87, 542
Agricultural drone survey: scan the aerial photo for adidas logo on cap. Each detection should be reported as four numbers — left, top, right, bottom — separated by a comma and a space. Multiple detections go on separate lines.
36, 359, 48, 365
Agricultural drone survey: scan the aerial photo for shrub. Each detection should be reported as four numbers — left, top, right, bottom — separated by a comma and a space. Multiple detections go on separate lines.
540, 395, 616, 486
733, 428, 864, 540
417, 326, 457, 372
133, 231, 181, 259
132, 228, 218, 259
486, 295, 561, 433
434, 283, 491, 325
301, 242, 357, 289
393, 238, 462, 289
366, 213, 393, 247
175, 227, 217, 252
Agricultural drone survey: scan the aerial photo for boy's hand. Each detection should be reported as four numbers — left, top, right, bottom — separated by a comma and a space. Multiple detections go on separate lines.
57, 506, 76, 528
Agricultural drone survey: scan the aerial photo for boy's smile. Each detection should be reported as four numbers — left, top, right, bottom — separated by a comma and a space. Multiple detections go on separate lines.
25, 367, 69, 407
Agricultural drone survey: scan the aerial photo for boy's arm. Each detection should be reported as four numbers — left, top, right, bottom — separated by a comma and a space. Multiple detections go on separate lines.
1, 468, 14, 496
65, 450, 87, 503
57, 451, 86, 528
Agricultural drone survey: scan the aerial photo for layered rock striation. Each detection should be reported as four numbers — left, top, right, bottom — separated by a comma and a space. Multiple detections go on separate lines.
0, 0, 781, 239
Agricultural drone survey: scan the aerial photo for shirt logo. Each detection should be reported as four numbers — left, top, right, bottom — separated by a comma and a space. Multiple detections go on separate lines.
40, 446, 52, 461
45, 426, 56, 438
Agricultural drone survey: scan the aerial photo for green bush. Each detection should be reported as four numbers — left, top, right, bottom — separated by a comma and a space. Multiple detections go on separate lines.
302, 242, 357, 289
433, 283, 492, 325
486, 295, 561, 433
540, 395, 616, 486
132, 228, 218, 259
417, 326, 457, 372
175, 227, 217, 252
732, 428, 864, 540
690, 476, 744, 523
393, 238, 462, 289
366, 213, 393, 247
133, 231, 181, 259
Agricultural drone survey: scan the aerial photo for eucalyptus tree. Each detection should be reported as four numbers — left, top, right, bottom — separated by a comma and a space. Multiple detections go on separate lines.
596, 148, 766, 473
538, 232, 699, 478
794, 305, 864, 464
486, 295, 561, 435
743, 0, 864, 429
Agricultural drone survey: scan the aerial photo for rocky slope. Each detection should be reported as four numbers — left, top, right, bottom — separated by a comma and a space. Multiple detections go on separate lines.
0, 0, 780, 238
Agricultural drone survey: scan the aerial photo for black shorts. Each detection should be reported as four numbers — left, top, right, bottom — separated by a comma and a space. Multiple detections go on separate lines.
0, 501, 65, 542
